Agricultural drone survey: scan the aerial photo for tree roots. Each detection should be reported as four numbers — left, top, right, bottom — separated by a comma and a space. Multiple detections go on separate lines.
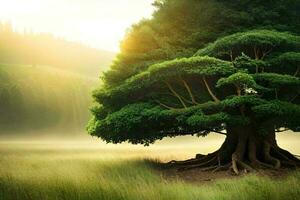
165, 132, 300, 175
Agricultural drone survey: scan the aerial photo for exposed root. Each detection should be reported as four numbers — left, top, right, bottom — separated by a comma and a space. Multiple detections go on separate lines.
272, 146, 300, 168
167, 158, 197, 165
164, 127, 299, 175
278, 148, 300, 164
213, 163, 231, 173
264, 142, 281, 169
167, 151, 219, 168
231, 155, 256, 175
199, 165, 219, 172
238, 161, 256, 172
178, 156, 217, 171
165, 151, 298, 175
232, 154, 240, 175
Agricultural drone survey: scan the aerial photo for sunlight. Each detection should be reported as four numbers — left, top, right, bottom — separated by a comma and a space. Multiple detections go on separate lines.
0, 0, 154, 52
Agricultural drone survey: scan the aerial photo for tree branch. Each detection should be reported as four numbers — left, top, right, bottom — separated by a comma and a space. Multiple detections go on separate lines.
179, 77, 198, 105
236, 85, 242, 96
229, 50, 233, 61
208, 130, 227, 135
180, 95, 195, 105
261, 47, 273, 60
289, 92, 299, 102
294, 66, 300, 77
275, 128, 290, 133
164, 81, 187, 108
255, 64, 259, 73
164, 91, 194, 105
254, 45, 259, 60
154, 100, 178, 110
202, 77, 220, 102
274, 88, 278, 99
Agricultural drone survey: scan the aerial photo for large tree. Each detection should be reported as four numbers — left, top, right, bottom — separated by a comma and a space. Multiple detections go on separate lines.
103, 0, 300, 87
88, 1, 300, 174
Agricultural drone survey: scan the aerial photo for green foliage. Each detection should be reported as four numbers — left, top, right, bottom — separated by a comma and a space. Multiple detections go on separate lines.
216, 72, 256, 89
234, 53, 268, 73
253, 73, 300, 88
103, 0, 300, 87
88, 102, 227, 144
195, 30, 300, 60
221, 96, 267, 109
94, 56, 234, 109
253, 101, 300, 130
90, 1, 300, 145
269, 52, 300, 74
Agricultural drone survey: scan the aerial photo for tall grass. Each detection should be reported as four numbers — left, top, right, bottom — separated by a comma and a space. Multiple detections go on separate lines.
0, 140, 299, 200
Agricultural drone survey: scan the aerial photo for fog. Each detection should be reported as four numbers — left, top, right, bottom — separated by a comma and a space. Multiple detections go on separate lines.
0, 64, 98, 137
0, 25, 298, 154
1, 61, 299, 153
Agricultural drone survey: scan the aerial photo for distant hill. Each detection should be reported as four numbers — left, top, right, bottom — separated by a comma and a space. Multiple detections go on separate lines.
0, 22, 116, 77
0, 64, 98, 136
0, 22, 116, 137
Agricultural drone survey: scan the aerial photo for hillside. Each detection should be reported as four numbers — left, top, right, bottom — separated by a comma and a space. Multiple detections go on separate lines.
0, 64, 99, 136
0, 22, 116, 77
0, 23, 116, 137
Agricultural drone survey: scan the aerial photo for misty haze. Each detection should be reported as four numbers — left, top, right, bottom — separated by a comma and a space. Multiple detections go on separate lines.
0, 1, 300, 200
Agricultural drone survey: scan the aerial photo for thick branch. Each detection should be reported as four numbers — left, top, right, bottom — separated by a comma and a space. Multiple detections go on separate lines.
179, 77, 198, 105
179, 95, 195, 105
230, 50, 233, 62
236, 85, 242, 96
254, 46, 259, 60
208, 130, 227, 135
294, 66, 300, 77
261, 48, 273, 60
155, 100, 178, 110
275, 128, 290, 133
255, 64, 259, 73
202, 77, 220, 102
289, 92, 299, 102
161, 92, 194, 105
164, 81, 187, 108
274, 88, 278, 99
165, 90, 195, 106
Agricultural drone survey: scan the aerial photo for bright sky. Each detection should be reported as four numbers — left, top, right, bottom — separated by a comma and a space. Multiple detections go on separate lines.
0, 0, 155, 52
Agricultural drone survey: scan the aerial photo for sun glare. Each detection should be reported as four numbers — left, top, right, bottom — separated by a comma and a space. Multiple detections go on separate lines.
0, 0, 154, 52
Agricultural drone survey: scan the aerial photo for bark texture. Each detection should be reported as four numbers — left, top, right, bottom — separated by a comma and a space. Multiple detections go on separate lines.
168, 125, 300, 175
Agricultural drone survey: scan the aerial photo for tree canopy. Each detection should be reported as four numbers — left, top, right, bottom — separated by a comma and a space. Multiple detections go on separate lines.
88, 0, 300, 174
103, 0, 300, 87
89, 29, 300, 144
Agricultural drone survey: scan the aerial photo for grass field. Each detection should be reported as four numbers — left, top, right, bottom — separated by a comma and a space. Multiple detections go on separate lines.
0, 134, 300, 200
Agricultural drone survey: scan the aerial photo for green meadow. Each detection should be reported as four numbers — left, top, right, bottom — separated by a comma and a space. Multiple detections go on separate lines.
1, 134, 300, 200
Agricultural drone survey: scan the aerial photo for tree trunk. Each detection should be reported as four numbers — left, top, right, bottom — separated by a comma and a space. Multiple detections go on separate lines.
168, 124, 300, 174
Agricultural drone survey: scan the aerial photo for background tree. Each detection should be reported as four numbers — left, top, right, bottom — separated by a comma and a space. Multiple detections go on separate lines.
89, 1, 300, 174
0, 22, 115, 134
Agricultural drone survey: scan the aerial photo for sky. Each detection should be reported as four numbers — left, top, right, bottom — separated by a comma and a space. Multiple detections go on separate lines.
0, 0, 155, 52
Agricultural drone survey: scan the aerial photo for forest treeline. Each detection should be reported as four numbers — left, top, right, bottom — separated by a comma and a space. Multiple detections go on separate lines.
0, 22, 115, 136
0, 64, 97, 135
0, 22, 115, 77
